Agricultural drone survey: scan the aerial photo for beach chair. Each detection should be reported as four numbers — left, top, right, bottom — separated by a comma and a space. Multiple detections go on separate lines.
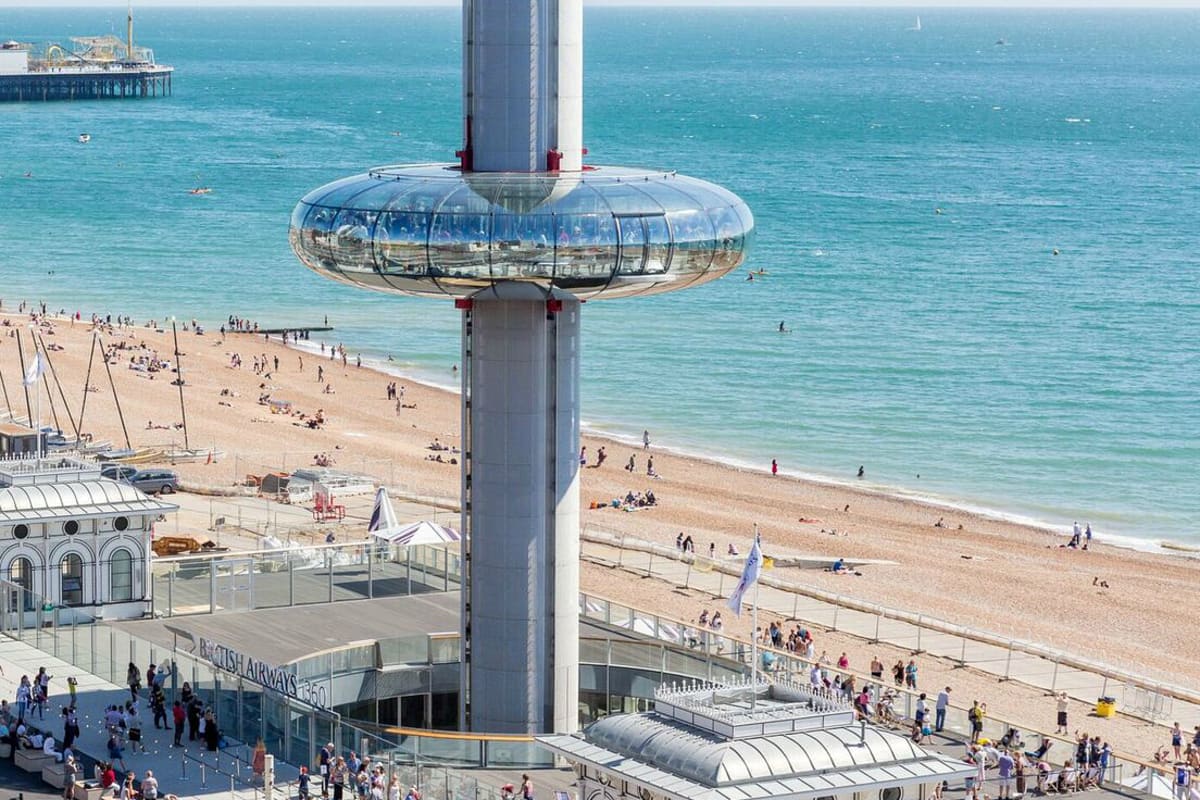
1044, 772, 1060, 794
327, 494, 346, 520
312, 494, 328, 521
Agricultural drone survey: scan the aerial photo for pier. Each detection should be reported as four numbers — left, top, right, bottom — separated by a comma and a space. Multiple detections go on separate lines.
0, 4, 172, 103
0, 64, 172, 102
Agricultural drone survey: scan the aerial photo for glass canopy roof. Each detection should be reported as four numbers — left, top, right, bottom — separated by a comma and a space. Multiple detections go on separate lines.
290, 164, 754, 300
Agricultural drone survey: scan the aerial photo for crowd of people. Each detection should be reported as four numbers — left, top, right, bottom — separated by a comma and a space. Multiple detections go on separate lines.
0, 659, 228, 799
311, 742, 415, 800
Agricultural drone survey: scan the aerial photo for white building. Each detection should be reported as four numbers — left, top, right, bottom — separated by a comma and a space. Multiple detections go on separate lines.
540, 680, 973, 800
0, 455, 176, 620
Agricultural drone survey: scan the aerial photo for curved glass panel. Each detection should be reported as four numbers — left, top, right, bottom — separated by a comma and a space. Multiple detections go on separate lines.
290, 164, 752, 300
616, 216, 647, 275
378, 211, 430, 275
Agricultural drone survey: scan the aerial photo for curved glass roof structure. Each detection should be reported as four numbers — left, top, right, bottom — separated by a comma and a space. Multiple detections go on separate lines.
290, 164, 754, 300
585, 713, 928, 788
0, 480, 176, 523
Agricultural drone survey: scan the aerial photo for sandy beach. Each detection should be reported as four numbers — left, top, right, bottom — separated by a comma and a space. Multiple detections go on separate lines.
1, 309, 1196, 711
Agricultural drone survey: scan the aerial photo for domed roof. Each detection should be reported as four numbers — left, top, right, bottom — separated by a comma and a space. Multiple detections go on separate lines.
585, 713, 928, 788
0, 479, 175, 522
290, 164, 753, 300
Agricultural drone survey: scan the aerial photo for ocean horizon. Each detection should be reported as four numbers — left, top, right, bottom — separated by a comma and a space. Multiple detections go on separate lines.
0, 6, 1196, 547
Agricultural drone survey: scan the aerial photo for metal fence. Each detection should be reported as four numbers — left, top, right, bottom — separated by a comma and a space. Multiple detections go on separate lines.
151, 539, 461, 617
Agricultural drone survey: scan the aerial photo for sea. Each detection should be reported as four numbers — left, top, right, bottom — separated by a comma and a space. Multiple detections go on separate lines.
0, 7, 1196, 550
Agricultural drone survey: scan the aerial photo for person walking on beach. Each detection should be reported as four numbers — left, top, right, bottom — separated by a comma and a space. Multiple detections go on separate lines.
771, 459, 778, 476
1055, 692, 1069, 734
643, 430, 651, 450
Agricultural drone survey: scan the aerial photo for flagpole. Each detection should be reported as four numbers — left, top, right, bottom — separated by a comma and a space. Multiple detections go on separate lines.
751, 522, 759, 710
32, 333, 42, 458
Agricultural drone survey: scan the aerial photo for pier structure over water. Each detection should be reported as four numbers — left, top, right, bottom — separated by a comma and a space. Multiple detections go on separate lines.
0, 63, 172, 102
0, 3, 172, 102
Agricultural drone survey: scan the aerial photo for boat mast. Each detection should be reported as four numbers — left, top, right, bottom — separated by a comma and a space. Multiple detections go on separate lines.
35, 339, 63, 436
14, 329, 33, 428
96, 333, 132, 451
36, 331, 81, 443
78, 334, 97, 435
0, 353, 11, 416
171, 320, 190, 451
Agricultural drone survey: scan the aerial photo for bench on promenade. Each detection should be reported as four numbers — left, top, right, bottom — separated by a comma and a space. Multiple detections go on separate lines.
15, 746, 55, 772
74, 780, 105, 800
43, 757, 71, 788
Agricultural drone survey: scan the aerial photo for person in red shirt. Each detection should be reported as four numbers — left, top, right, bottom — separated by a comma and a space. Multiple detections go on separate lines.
172, 701, 186, 747
100, 763, 117, 789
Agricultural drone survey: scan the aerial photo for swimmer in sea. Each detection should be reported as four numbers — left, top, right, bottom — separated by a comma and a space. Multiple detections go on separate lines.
779, 321, 790, 333
746, 272, 754, 282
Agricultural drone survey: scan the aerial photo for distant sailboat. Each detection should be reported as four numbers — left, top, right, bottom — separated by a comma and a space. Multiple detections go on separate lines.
909, 16, 922, 32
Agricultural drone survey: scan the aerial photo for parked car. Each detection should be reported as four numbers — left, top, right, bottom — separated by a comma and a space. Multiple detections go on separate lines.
101, 464, 139, 482
124, 469, 179, 495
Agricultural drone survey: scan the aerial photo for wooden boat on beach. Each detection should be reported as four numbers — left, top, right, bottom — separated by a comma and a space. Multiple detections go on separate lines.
97, 447, 163, 463
165, 446, 224, 464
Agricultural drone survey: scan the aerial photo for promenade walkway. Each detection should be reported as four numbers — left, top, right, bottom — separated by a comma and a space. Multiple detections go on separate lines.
0, 635, 299, 799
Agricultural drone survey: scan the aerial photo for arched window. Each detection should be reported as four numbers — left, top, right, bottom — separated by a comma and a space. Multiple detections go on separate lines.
111, 549, 133, 602
9, 557, 34, 612
61, 553, 84, 606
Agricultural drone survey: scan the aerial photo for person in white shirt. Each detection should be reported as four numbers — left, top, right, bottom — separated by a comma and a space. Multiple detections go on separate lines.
43, 734, 62, 761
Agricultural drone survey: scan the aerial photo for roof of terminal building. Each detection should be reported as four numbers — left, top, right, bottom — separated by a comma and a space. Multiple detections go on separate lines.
0, 479, 176, 522
539, 681, 973, 800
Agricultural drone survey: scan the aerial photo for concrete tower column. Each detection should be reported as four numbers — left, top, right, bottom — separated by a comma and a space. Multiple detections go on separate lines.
461, 285, 580, 733
463, 0, 583, 172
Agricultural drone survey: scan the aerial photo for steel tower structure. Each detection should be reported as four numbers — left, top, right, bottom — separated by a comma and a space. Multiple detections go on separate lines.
290, 0, 753, 734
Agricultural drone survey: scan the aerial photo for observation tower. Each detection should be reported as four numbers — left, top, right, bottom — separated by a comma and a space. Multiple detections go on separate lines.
289, 0, 753, 734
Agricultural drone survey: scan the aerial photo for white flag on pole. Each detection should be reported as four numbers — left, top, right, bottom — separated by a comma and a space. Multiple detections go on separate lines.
23, 351, 45, 386
727, 534, 762, 617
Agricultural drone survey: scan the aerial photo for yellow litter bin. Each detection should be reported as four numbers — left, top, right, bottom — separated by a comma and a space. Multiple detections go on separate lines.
1095, 697, 1116, 718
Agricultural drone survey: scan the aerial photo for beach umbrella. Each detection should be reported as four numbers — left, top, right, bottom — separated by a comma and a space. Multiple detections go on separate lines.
368, 487, 461, 546
367, 486, 400, 535
377, 519, 462, 547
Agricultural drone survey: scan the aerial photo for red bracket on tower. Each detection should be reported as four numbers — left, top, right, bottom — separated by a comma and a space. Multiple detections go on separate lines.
546, 299, 564, 314
455, 298, 474, 310
457, 115, 474, 172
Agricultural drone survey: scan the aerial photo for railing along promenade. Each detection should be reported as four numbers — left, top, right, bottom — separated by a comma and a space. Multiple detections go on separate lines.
580, 524, 1193, 725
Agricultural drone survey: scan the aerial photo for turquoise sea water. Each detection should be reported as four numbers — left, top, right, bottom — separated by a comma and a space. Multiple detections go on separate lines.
0, 7, 1197, 546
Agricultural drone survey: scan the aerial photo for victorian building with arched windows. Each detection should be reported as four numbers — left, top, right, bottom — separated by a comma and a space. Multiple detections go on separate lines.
0, 455, 177, 620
